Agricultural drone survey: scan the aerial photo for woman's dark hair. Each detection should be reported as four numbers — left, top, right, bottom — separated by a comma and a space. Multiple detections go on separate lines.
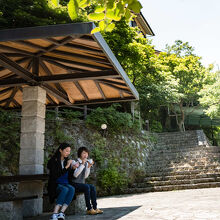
53, 143, 71, 159
77, 147, 89, 158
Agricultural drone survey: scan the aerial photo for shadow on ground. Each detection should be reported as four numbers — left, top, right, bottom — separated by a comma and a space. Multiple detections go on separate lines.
25, 206, 141, 220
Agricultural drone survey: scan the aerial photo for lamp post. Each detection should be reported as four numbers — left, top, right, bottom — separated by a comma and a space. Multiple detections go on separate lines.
101, 124, 107, 137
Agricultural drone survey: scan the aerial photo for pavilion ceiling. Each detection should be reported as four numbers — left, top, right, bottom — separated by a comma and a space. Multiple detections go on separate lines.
0, 22, 138, 108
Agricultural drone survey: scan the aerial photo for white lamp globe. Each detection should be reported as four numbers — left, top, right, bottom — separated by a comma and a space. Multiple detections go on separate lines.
101, 124, 107, 130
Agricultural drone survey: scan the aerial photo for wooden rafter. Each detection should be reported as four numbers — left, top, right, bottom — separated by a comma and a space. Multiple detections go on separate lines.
17, 40, 47, 52
50, 49, 109, 65
41, 83, 71, 105
42, 58, 84, 72
0, 53, 36, 82
5, 87, 18, 108
40, 60, 68, 95
0, 70, 119, 87
36, 36, 79, 57
99, 81, 132, 94
97, 79, 127, 87
12, 98, 20, 107
72, 97, 136, 105
41, 55, 109, 70
94, 81, 106, 100
32, 57, 39, 76
0, 44, 34, 56
0, 57, 30, 72
74, 81, 89, 101
0, 54, 71, 105
46, 94, 56, 105
0, 87, 13, 95
0, 97, 11, 105
65, 43, 104, 56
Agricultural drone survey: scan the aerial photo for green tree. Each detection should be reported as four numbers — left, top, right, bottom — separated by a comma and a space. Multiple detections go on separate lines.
199, 71, 220, 118
155, 40, 213, 131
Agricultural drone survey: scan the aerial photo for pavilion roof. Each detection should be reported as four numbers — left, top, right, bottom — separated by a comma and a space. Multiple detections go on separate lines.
0, 22, 139, 108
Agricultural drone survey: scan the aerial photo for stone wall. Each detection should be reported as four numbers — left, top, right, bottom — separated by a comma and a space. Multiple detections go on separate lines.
44, 121, 154, 195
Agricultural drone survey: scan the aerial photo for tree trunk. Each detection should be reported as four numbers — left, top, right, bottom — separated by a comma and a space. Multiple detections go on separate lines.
174, 102, 185, 132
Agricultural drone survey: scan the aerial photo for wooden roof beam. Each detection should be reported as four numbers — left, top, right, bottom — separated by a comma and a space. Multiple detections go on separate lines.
0, 70, 120, 87
72, 97, 136, 105
0, 54, 72, 105
94, 80, 106, 100
5, 87, 18, 108
74, 81, 89, 101
41, 55, 109, 70
0, 87, 13, 94
99, 81, 132, 95
0, 44, 34, 56
0, 53, 37, 83
40, 60, 68, 96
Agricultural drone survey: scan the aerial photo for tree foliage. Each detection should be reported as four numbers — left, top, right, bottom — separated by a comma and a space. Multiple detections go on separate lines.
155, 40, 213, 131
0, 0, 87, 29
50, 0, 142, 33
199, 71, 220, 118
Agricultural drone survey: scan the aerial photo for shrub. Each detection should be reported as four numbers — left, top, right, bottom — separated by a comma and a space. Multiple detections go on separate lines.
150, 120, 163, 133
97, 163, 128, 195
86, 104, 140, 134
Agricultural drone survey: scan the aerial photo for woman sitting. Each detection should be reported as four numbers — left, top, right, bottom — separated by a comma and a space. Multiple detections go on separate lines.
47, 143, 75, 220
70, 146, 103, 215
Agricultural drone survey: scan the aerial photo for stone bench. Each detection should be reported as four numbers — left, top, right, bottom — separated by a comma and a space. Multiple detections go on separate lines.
43, 193, 86, 215
0, 175, 86, 219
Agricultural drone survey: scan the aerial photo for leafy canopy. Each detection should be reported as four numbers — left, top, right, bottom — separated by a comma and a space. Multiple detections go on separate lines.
50, 0, 142, 33
199, 71, 220, 118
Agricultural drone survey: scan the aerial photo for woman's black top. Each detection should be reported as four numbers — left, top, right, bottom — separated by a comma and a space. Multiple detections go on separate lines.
47, 157, 72, 203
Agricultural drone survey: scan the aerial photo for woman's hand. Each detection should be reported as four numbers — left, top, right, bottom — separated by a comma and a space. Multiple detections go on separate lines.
88, 161, 94, 168
72, 162, 79, 169
65, 159, 73, 169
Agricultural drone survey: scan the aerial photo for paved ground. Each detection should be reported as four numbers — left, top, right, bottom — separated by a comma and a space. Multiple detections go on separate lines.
26, 188, 220, 220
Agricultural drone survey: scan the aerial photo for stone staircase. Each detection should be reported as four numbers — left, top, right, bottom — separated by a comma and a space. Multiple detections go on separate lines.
126, 130, 220, 194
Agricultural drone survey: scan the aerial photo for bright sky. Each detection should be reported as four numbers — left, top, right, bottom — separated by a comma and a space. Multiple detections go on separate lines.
140, 0, 220, 70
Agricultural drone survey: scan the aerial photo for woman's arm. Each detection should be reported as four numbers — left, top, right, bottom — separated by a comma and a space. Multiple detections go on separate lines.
73, 163, 85, 177
85, 163, 91, 179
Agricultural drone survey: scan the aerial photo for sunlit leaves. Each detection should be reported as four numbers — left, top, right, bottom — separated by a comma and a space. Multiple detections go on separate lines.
68, 0, 78, 20
91, 27, 101, 34
127, 0, 142, 13
88, 12, 105, 21
63, 0, 143, 33
105, 22, 115, 31
51, 0, 59, 7
95, 5, 105, 13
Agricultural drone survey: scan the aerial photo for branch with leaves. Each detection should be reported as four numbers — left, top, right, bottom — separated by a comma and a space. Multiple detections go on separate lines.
51, 0, 142, 33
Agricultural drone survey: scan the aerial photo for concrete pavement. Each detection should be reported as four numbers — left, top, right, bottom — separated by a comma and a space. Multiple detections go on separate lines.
26, 188, 220, 220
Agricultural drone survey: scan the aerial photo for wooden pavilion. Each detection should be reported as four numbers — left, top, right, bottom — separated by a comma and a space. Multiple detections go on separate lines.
0, 22, 139, 218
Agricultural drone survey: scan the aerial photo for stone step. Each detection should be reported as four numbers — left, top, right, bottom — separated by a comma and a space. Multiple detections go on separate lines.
145, 169, 220, 177
156, 137, 198, 143
146, 161, 220, 168
145, 165, 220, 173
155, 143, 199, 148
155, 131, 198, 136
133, 177, 220, 188
124, 182, 220, 194
143, 173, 220, 182
156, 138, 198, 143
147, 152, 220, 161
148, 146, 220, 155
